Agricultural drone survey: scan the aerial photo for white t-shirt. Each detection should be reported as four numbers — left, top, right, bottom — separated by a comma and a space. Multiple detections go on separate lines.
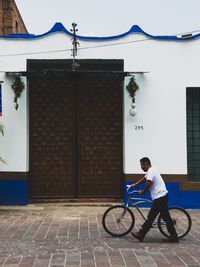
145, 166, 168, 200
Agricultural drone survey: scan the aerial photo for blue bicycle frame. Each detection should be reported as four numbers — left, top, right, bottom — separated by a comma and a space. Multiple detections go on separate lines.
125, 185, 152, 221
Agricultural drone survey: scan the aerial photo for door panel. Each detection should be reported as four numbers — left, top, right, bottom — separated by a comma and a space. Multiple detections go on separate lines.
29, 76, 75, 198
78, 73, 123, 196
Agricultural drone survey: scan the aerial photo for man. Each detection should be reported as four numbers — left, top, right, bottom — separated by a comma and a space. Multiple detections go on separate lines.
131, 157, 179, 242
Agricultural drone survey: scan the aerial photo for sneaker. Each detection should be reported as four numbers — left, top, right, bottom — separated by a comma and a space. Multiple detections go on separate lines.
131, 231, 145, 242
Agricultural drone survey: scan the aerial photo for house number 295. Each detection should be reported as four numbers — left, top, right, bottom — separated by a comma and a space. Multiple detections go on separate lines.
134, 126, 144, 130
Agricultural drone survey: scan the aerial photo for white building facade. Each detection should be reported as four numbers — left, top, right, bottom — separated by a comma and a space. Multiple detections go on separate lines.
0, 23, 199, 207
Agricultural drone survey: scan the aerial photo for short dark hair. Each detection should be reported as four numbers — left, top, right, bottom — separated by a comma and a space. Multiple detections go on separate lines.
140, 157, 151, 165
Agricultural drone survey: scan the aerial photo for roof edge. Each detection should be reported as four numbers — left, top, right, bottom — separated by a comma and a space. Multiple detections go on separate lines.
0, 22, 199, 41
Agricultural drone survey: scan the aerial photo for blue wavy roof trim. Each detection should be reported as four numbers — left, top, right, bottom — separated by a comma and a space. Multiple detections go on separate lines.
0, 22, 199, 41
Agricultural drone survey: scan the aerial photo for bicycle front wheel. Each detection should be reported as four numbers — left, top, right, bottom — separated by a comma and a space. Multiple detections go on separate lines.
158, 207, 192, 239
102, 205, 135, 237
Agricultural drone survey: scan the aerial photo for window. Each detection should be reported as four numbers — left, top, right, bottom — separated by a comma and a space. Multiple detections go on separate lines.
186, 88, 200, 181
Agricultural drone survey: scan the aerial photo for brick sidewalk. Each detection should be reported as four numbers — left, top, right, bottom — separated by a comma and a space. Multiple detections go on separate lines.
0, 205, 199, 267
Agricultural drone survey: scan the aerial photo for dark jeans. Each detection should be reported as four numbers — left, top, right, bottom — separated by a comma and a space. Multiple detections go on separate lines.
140, 194, 178, 238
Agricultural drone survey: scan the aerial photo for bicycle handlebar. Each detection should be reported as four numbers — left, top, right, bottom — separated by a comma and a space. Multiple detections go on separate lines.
126, 184, 138, 195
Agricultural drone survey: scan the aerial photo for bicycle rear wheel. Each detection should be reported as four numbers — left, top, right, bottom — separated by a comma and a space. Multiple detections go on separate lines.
158, 207, 192, 239
102, 205, 135, 237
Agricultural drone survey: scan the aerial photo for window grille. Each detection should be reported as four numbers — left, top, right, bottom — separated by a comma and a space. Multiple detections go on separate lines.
186, 87, 200, 181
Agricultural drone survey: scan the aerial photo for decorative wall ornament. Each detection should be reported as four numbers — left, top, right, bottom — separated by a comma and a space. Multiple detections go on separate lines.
11, 76, 25, 110
126, 76, 139, 116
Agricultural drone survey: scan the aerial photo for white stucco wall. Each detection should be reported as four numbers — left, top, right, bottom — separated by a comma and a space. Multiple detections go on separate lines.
0, 74, 28, 171
0, 32, 200, 174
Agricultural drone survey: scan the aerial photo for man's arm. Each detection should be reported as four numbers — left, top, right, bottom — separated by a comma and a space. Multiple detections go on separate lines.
131, 176, 146, 187
138, 180, 153, 195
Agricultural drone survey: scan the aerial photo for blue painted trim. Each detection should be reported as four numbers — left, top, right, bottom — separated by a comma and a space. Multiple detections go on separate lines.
124, 181, 200, 209
0, 22, 199, 41
0, 180, 28, 205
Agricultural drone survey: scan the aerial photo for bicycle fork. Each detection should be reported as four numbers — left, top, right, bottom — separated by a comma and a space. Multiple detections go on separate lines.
117, 207, 128, 223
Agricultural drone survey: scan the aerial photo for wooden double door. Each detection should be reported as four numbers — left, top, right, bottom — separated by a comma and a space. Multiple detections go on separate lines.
29, 62, 123, 199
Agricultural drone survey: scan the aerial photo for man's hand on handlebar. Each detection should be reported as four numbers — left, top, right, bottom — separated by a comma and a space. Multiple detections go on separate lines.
137, 190, 144, 195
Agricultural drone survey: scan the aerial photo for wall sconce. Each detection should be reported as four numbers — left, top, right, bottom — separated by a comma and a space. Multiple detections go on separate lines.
126, 76, 139, 117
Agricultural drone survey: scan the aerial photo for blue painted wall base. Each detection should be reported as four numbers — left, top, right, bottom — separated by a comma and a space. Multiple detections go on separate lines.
124, 181, 200, 209
0, 180, 28, 205
0, 179, 199, 207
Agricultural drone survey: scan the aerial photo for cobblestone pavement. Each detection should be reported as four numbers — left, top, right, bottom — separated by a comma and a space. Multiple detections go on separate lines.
0, 204, 199, 267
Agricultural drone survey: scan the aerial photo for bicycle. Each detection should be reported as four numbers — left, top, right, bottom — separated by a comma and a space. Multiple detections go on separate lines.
102, 185, 192, 239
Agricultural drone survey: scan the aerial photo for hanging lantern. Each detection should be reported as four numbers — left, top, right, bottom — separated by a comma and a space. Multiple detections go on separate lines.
129, 107, 137, 116
126, 76, 139, 117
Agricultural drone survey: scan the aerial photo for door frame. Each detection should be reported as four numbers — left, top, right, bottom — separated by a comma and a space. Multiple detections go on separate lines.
27, 59, 125, 199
